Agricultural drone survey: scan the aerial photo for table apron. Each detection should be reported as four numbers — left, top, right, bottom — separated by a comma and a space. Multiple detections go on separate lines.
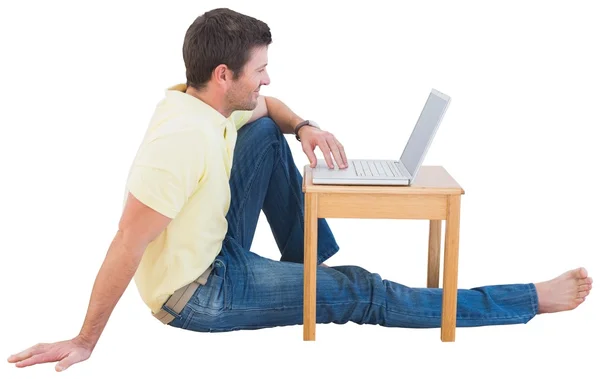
315, 193, 449, 220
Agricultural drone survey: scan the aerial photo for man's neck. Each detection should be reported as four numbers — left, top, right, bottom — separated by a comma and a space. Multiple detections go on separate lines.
185, 86, 232, 118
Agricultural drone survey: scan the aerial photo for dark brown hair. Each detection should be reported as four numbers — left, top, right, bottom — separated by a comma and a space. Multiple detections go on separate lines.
183, 8, 272, 90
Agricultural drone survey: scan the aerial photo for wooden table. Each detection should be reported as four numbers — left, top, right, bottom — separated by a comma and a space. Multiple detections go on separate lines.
302, 165, 465, 342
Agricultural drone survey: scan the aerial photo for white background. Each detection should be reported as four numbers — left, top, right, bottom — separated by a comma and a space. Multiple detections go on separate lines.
1, 0, 599, 377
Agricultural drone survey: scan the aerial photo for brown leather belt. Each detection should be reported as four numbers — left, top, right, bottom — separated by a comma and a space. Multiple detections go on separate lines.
152, 264, 213, 324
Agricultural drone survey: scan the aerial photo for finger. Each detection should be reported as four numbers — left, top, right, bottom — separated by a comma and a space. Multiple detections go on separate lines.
318, 140, 334, 168
327, 137, 345, 168
302, 141, 318, 167
336, 139, 348, 166
7, 351, 32, 363
8, 344, 43, 363
15, 352, 56, 368
56, 352, 84, 372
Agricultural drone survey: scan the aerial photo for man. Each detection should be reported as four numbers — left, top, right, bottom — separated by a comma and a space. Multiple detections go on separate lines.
8, 8, 592, 372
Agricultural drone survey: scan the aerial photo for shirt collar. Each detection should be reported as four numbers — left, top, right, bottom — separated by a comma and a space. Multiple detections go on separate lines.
165, 83, 229, 127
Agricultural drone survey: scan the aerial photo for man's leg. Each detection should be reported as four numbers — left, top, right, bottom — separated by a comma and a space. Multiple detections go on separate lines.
171, 117, 591, 333
172, 237, 590, 332
226, 116, 339, 264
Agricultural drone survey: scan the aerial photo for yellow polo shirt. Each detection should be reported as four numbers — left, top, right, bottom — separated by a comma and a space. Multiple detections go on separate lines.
124, 84, 253, 314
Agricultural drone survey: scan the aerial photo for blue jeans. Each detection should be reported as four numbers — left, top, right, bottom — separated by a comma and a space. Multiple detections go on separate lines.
168, 117, 539, 332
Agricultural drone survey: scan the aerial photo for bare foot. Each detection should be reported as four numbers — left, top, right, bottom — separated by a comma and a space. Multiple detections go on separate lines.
535, 267, 593, 314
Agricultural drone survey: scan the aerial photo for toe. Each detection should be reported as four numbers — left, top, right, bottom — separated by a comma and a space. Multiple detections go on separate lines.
577, 267, 588, 279
579, 284, 591, 291
578, 290, 590, 299
577, 278, 593, 286
570, 268, 587, 280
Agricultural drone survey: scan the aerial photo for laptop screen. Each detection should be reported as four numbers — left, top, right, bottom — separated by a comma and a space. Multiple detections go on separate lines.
400, 89, 451, 177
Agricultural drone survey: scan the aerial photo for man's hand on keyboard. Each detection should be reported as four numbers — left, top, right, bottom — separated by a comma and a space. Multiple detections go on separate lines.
298, 126, 348, 169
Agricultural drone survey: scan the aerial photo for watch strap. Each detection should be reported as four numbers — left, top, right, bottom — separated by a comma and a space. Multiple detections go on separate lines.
294, 120, 319, 141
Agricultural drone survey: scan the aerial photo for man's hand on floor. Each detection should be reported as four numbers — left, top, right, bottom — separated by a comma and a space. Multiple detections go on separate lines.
8, 335, 93, 372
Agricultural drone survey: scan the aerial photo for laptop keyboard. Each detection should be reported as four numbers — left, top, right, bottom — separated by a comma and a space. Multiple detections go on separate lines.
353, 160, 403, 177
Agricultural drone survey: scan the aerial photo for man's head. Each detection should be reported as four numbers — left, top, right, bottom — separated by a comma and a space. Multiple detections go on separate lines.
183, 8, 272, 112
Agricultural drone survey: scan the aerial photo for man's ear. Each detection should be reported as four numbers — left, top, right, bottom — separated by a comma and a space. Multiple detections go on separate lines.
213, 64, 230, 85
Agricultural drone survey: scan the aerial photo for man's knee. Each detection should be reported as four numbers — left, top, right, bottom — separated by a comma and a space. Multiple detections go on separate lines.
240, 117, 283, 141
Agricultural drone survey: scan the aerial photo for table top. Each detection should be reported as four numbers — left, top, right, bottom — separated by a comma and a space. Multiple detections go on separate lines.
303, 165, 465, 195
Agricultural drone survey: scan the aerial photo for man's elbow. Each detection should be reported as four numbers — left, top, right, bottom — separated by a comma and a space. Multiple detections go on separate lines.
116, 192, 173, 257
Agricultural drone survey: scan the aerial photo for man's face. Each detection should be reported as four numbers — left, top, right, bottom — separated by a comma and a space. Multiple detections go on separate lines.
226, 46, 270, 111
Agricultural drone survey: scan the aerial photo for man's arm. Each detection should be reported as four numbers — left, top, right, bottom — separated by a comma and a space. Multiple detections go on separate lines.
78, 192, 171, 346
246, 96, 301, 134
264, 96, 304, 134
8, 192, 171, 372
245, 95, 348, 169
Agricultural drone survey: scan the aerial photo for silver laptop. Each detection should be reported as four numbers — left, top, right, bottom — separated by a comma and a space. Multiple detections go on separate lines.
312, 88, 451, 185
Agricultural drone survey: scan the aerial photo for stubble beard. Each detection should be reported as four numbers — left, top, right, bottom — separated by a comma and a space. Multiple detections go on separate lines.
226, 88, 256, 112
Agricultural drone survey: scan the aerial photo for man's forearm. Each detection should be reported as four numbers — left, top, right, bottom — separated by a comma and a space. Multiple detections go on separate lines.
77, 231, 144, 349
264, 96, 303, 134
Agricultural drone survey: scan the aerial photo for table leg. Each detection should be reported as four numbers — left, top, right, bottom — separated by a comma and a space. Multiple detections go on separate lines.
427, 220, 442, 288
303, 193, 318, 341
441, 195, 461, 342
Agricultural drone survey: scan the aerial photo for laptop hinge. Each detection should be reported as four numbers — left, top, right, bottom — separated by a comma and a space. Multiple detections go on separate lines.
395, 161, 412, 178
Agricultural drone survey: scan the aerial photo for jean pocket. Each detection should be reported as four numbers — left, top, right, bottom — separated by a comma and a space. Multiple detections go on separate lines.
188, 259, 230, 315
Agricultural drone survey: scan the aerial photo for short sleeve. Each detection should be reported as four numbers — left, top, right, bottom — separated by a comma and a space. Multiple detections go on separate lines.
126, 132, 205, 219
231, 110, 253, 130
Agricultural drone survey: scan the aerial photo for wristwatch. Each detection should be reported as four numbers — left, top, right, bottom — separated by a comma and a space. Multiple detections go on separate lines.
294, 120, 320, 141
